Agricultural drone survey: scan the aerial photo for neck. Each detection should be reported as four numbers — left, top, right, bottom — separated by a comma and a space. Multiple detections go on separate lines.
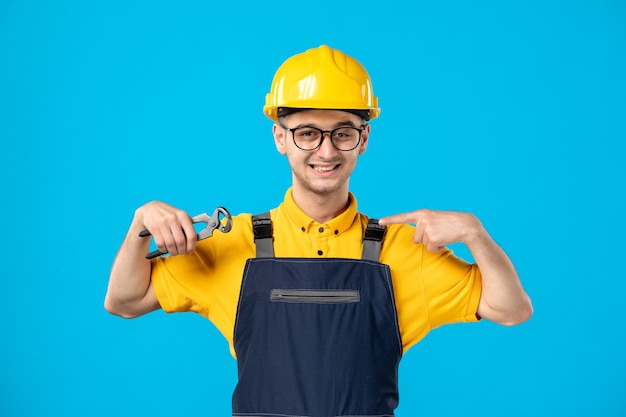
291, 185, 350, 224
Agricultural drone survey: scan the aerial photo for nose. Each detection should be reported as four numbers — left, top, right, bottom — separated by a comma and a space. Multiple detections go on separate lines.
315, 132, 339, 158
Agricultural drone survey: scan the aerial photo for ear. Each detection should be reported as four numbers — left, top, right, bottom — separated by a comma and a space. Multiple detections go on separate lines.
358, 123, 370, 155
273, 123, 287, 155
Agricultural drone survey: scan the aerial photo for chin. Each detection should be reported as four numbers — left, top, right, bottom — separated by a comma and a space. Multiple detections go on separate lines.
305, 179, 348, 196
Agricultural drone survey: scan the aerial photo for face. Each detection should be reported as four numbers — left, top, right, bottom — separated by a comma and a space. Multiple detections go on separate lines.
273, 109, 370, 198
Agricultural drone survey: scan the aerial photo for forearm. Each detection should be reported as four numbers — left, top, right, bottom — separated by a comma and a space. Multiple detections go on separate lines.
105, 213, 159, 318
466, 223, 533, 326
379, 208, 532, 325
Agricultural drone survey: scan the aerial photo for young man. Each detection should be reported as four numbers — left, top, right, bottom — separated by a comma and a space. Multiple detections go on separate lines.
105, 45, 532, 417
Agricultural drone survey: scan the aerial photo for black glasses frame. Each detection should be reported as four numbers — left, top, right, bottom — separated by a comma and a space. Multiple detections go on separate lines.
281, 125, 365, 151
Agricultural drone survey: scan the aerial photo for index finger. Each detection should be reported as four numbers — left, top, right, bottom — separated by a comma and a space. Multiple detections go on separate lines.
179, 214, 198, 253
379, 211, 421, 226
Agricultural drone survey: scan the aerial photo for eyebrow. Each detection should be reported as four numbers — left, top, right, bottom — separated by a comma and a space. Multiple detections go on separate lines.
291, 120, 361, 129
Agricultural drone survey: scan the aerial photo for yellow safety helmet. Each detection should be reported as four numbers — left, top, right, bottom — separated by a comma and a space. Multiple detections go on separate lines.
263, 45, 380, 122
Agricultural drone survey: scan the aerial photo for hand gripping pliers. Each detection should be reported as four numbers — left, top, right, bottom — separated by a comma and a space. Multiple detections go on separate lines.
139, 206, 233, 259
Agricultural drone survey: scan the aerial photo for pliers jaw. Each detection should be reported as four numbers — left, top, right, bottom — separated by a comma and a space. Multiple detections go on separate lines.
195, 206, 233, 240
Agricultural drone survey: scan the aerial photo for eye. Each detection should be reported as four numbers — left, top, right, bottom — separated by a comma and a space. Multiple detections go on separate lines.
333, 128, 357, 139
295, 128, 320, 138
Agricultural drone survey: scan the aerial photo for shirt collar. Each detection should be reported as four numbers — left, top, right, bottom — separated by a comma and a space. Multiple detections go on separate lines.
281, 187, 358, 235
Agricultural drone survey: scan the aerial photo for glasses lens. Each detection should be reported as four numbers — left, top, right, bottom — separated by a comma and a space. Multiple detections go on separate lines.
331, 127, 361, 151
293, 127, 322, 150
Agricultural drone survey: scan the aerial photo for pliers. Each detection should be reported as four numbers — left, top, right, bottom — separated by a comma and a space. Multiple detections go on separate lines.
139, 206, 233, 259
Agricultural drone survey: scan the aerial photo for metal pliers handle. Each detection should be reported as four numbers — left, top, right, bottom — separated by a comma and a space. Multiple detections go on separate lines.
139, 206, 233, 259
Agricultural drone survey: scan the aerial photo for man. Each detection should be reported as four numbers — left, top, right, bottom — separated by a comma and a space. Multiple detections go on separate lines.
105, 45, 532, 417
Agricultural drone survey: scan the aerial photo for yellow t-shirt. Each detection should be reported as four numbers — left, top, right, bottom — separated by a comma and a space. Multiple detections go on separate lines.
151, 189, 482, 358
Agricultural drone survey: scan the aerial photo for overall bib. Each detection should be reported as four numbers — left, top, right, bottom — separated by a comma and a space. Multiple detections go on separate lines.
232, 214, 402, 417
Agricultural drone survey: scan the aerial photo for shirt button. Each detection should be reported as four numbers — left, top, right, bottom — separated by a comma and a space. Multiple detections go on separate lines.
318, 227, 324, 233
317, 250, 323, 256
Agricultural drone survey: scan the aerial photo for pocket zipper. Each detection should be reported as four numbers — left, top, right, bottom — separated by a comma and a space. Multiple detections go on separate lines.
270, 289, 360, 304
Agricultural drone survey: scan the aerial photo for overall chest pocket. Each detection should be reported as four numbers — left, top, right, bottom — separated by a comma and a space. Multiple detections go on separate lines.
270, 289, 359, 304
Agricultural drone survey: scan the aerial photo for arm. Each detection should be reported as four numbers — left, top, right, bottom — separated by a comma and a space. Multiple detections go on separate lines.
379, 209, 533, 326
104, 201, 198, 319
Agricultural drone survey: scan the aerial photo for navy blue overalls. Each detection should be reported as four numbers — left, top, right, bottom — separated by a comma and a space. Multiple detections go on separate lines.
232, 213, 402, 417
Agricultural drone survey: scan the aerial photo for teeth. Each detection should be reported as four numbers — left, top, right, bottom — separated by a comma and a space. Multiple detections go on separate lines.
314, 166, 336, 172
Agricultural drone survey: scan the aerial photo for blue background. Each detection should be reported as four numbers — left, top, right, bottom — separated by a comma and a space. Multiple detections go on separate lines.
1, 1, 625, 415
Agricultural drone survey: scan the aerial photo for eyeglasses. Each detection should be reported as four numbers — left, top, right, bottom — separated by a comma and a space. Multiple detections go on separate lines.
281, 125, 365, 151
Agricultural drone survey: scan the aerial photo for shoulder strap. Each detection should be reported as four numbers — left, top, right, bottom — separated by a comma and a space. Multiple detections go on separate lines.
362, 218, 387, 262
252, 213, 386, 261
252, 212, 274, 258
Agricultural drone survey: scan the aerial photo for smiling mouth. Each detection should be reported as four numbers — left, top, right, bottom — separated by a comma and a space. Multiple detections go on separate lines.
311, 164, 340, 173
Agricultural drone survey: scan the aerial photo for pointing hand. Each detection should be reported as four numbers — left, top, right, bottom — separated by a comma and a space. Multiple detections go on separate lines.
379, 209, 482, 253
